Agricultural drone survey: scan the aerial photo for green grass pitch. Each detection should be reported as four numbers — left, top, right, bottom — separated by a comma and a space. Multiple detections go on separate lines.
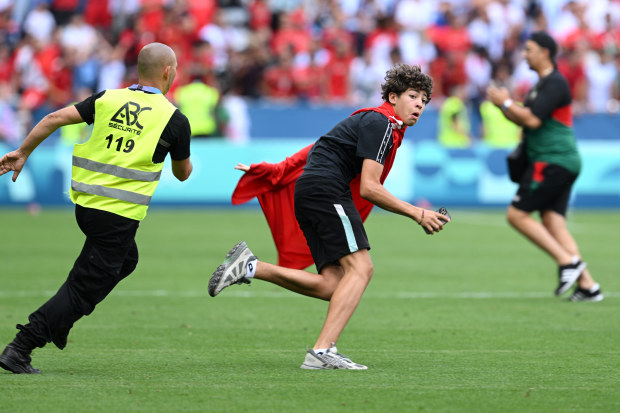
1, 207, 619, 412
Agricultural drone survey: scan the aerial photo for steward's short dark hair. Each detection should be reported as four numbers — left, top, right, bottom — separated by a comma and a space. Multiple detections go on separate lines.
381, 64, 433, 103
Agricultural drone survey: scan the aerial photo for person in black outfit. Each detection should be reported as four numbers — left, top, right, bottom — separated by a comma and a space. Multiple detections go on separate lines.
0, 43, 193, 374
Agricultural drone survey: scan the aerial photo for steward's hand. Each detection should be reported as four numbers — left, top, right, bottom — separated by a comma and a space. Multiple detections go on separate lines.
0, 150, 28, 182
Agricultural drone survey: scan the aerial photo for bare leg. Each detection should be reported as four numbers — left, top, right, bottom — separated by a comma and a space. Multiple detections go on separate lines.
255, 261, 343, 301
313, 250, 373, 349
541, 210, 596, 289
254, 249, 374, 349
506, 206, 574, 265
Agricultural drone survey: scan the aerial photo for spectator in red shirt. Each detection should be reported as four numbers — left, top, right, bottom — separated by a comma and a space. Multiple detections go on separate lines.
292, 54, 325, 102
426, 7, 470, 99
323, 37, 353, 103
186, 0, 217, 30
157, 3, 197, 64
248, 0, 271, 32
557, 45, 587, 114
320, 10, 355, 57
262, 46, 296, 101
0, 43, 14, 85
427, 7, 471, 55
136, 0, 165, 36
592, 12, 620, 59
364, 16, 399, 73
429, 49, 467, 99
13, 37, 56, 112
560, 5, 598, 53
83, 0, 112, 30
270, 8, 311, 56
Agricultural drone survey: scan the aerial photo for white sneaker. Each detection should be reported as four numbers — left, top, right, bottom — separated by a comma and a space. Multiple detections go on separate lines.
569, 283, 604, 302
300, 344, 367, 370
208, 241, 256, 297
555, 260, 587, 296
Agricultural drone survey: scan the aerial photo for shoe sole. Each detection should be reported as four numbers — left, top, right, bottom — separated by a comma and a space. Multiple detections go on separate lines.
555, 262, 587, 296
0, 358, 40, 374
300, 351, 368, 370
300, 363, 335, 370
570, 294, 604, 302
208, 241, 248, 297
300, 362, 367, 370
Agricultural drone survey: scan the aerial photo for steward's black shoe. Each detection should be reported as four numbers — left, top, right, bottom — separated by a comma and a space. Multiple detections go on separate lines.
0, 345, 41, 374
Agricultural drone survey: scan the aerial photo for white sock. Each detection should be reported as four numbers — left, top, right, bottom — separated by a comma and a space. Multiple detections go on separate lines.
589, 283, 600, 293
245, 258, 257, 278
571, 255, 581, 264
314, 348, 328, 355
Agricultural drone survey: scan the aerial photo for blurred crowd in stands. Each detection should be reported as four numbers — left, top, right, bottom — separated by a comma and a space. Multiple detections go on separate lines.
0, 0, 619, 145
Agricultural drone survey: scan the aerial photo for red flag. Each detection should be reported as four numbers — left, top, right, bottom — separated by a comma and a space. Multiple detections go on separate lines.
232, 102, 406, 269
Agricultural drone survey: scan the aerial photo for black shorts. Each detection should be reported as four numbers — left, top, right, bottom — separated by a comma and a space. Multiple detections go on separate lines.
511, 162, 578, 216
294, 179, 370, 273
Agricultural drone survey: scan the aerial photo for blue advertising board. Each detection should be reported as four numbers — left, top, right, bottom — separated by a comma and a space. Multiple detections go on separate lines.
1, 138, 619, 209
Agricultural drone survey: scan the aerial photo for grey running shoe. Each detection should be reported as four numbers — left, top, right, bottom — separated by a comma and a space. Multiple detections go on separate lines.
300, 344, 367, 370
208, 241, 256, 297
555, 260, 586, 296
570, 284, 604, 302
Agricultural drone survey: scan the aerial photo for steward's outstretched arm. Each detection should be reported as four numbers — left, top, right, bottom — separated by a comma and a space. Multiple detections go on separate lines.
0, 106, 83, 182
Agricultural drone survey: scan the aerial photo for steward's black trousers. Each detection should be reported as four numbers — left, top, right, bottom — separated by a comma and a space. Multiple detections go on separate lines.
14, 205, 139, 351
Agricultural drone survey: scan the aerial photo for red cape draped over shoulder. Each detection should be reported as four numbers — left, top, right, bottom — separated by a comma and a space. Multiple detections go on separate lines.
231, 102, 407, 269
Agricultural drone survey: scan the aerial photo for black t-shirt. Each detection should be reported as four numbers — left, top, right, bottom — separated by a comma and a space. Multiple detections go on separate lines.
524, 70, 571, 121
299, 110, 395, 194
74, 89, 191, 163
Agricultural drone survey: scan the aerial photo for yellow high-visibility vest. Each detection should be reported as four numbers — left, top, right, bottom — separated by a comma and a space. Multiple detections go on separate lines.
70, 88, 177, 220
438, 96, 471, 148
174, 81, 219, 136
480, 101, 522, 148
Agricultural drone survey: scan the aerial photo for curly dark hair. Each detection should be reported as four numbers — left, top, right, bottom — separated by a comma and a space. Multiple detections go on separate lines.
381, 64, 433, 104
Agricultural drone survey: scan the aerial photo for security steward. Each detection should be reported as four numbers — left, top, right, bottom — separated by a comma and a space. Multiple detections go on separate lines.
0, 42, 193, 373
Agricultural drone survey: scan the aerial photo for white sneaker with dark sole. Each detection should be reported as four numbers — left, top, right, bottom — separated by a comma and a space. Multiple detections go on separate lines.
555, 260, 586, 296
300, 344, 367, 370
208, 241, 256, 297
569, 283, 604, 302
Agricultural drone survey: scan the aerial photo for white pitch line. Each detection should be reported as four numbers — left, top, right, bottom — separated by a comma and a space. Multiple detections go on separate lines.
0, 290, 616, 299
